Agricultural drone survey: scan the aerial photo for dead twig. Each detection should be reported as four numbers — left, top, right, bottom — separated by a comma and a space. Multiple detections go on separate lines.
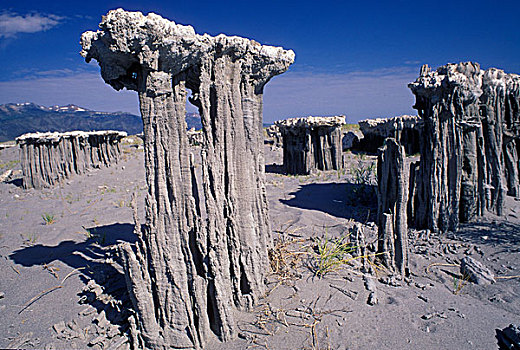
61, 267, 85, 284
42, 263, 60, 279
18, 267, 86, 314
18, 286, 63, 314
495, 275, 520, 280
426, 262, 459, 274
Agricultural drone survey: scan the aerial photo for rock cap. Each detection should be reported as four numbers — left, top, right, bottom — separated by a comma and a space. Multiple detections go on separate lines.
275, 116, 346, 130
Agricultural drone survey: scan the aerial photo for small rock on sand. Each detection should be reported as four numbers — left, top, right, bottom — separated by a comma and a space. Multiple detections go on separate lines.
460, 256, 495, 285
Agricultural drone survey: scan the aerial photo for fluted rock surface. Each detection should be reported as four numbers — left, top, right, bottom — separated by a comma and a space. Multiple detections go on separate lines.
377, 138, 409, 277
358, 115, 421, 154
81, 9, 294, 349
16, 130, 126, 189
275, 116, 345, 175
409, 62, 520, 232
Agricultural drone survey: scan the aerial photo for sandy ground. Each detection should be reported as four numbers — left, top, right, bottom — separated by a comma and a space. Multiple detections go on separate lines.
0, 140, 519, 349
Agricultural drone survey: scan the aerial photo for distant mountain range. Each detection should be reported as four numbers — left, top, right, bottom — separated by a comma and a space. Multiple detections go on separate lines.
0, 103, 202, 142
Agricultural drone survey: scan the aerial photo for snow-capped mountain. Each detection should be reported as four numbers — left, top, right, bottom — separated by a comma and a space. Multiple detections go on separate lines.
0, 103, 202, 142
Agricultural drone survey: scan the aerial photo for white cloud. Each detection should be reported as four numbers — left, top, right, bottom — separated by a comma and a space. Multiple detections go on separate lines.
0, 65, 422, 122
0, 12, 63, 38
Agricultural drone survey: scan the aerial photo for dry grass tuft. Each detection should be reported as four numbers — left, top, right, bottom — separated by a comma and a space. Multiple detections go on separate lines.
268, 237, 308, 283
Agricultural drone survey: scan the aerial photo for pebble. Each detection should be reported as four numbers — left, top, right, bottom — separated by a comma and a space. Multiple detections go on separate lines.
414, 282, 426, 290
0, 291, 4, 299
379, 275, 402, 287
489, 295, 505, 303
93, 310, 109, 329
363, 275, 377, 292
89, 335, 106, 348
80, 307, 95, 316
421, 311, 446, 320
53, 321, 66, 334
367, 291, 378, 306
418, 295, 428, 303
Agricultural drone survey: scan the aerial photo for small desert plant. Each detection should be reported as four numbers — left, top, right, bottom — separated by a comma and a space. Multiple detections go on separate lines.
83, 226, 96, 240
352, 160, 375, 185
348, 160, 377, 206
21, 233, 39, 246
0, 160, 20, 170
312, 231, 358, 277
453, 273, 470, 295
336, 168, 346, 179
311, 226, 387, 277
83, 226, 106, 245
42, 213, 55, 225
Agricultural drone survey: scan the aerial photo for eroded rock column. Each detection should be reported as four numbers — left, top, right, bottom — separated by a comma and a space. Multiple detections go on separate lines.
275, 116, 345, 175
17, 130, 126, 189
376, 138, 409, 277
357, 115, 421, 154
408, 62, 520, 232
81, 9, 294, 349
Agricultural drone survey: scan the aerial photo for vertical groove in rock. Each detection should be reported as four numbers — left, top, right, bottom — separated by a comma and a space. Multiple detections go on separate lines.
357, 115, 421, 154
408, 62, 520, 233
16, 130, 126, 189
376, 138, 409, 277
81, 9, 294, 349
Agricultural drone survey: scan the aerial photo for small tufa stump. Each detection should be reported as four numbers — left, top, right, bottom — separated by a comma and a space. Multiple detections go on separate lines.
377, 138, 409, 277
16, 130, 126, 189
275, 116, 345, 175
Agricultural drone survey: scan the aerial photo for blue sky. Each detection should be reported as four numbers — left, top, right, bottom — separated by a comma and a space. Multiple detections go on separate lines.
0, 0, 519, 123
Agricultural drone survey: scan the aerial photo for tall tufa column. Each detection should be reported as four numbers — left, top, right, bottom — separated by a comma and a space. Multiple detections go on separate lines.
408, 62, 520, 232
81, 9, 294, 349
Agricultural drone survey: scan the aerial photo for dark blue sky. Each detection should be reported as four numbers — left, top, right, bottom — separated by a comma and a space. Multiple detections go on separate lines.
1, 0, 519, 123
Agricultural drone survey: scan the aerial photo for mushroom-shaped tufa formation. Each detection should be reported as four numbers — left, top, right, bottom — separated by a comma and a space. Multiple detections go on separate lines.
357, 115, 421, 154
408, 62, 520, 233
80, 9, 294, 93
81, 9, 294, 350
275, 116, 345, 175
16, 130, 126, 189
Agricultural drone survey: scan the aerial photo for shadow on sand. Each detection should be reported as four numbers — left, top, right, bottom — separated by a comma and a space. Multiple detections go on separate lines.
457, 220, 520, 251
10, 223, 136, 327
265, 163, 285, 174
280, 182, 377, 222
6, 177, 23, 188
